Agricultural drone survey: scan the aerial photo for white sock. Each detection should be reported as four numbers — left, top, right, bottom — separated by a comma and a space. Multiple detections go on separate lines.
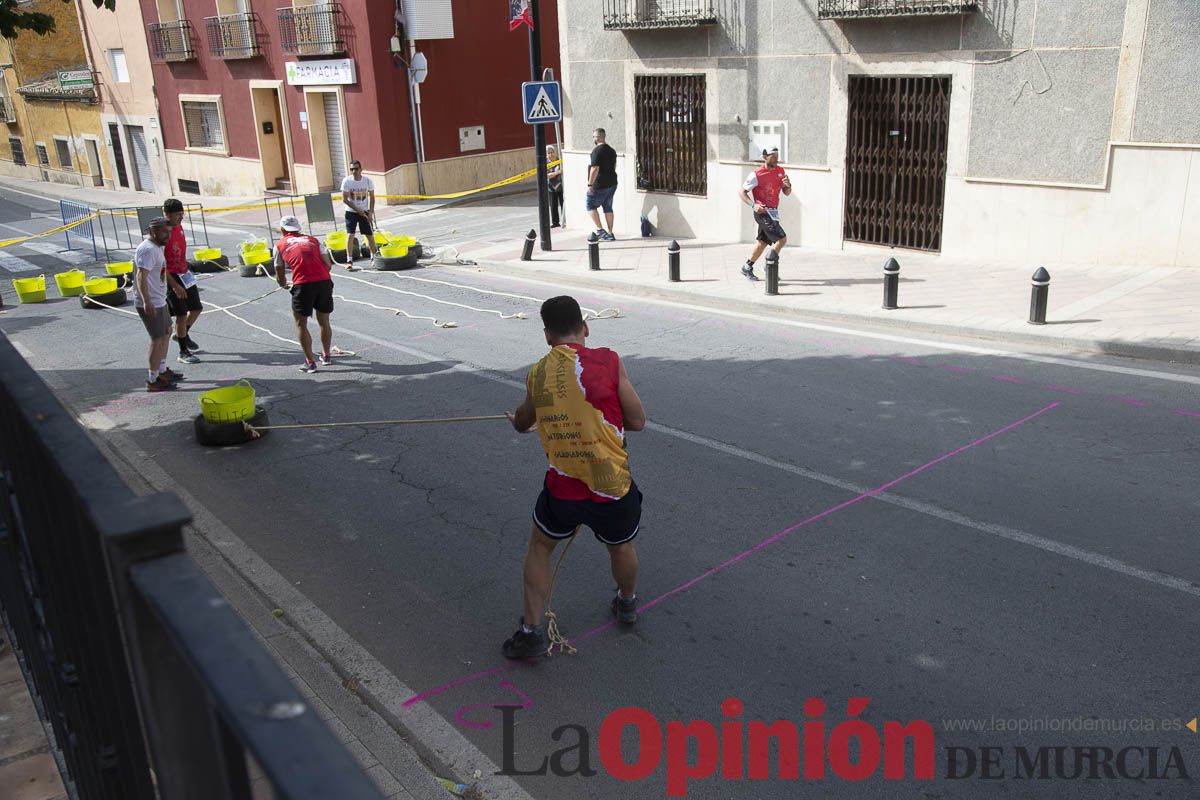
158, 360, 167, 374
147, 370, 157, 383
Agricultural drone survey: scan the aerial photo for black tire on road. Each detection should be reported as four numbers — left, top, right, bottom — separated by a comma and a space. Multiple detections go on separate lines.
193, 406, 270, 447
239, 262, 275, 278
329, 244, 360, 265
190, 255, 229, 273
373, 253, 420, 271
80, 288, 128, 310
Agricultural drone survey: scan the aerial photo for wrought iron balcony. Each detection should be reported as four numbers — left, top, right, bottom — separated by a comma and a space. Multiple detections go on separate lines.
278, 2, 345, 56
603, 0, 718, 30
148, 19, 195, 62
817, 0, 979, 19
0, 95, 16, 124
205, 12, 262, 59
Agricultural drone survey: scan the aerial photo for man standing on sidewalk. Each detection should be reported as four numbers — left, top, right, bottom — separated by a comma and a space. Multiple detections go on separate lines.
502, 296, 647, 658
132, 218, 182, 392
586, 128, 618, 241
163, 198, 203, 364
738, 146, 792, 281
340, 160, 376, 266
274, 215, 337, 374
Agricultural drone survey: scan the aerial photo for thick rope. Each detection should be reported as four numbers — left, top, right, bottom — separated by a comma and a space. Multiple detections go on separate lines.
332, 293, 456, 328
339, 271, 529, 320
543, 534, 578, 657
243, 413, 505, 439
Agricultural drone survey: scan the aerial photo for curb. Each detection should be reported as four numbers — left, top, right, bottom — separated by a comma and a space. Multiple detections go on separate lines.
470, 257, 1200, 367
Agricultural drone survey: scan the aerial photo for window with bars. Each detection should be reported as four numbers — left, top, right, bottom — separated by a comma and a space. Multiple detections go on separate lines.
634, 74, 707, 195
35, 143, 49, 166
54, 138, 73, 171
9, 137, 25, 166
181, 100, 225, 150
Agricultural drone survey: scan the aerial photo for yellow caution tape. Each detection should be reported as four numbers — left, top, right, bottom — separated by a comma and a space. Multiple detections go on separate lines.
0, 214, 99, 249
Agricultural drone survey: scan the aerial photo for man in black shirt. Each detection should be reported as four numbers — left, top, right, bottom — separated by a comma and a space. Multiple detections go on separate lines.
586, 128, 618, 240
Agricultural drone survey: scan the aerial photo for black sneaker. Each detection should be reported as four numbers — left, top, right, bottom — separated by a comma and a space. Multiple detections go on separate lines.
502, 618, 546, 659
740, 262, 759, 281
611, 592, 638, 624
183, 335, 200, 351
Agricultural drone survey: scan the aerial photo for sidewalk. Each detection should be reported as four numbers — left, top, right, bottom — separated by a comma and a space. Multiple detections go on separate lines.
0, 642, 66, 800
461, 226, 1200, 365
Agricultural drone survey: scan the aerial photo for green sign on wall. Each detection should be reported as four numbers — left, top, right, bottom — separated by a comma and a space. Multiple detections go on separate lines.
57, 71, 94, 90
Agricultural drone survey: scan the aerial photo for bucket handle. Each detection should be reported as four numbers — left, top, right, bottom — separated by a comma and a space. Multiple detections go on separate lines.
235, 379, 252, 389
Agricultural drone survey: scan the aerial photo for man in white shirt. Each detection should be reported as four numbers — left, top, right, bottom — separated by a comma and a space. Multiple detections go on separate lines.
340, 160, 376, 266
132, 217, 183, 392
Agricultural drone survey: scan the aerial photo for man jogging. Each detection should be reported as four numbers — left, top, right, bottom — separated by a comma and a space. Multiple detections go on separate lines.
738, 146, 792, 281
132, 217, 183, 391
162, 198, 202, 363
502, 296, 647, 659
273, 215, 337, 373
340, 160, 376, 266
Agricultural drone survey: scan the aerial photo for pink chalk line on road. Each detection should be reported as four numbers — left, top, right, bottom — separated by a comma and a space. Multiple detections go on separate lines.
402, 400, 1061, 710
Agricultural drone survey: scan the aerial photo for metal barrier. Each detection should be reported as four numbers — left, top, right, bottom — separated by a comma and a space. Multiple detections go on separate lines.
60, 199, 98, 259
0, 331, 386, 800
260, 192, 336, 246
95, 203, 210, 260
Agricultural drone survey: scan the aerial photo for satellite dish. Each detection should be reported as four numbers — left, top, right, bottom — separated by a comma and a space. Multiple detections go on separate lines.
410, 52, 428, 84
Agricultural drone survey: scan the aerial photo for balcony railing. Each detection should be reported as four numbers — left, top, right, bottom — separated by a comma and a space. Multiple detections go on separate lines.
817, 0, 979, 19
603, 0, 718, 30
148, 19, 195, 62
278, 3, 345, 56
205, 12, 262, 59
0, 95, 16, 124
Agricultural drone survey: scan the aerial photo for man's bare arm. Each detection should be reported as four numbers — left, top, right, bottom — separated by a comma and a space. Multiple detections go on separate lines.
616, 358, 646, 432
507, 390, 538, 433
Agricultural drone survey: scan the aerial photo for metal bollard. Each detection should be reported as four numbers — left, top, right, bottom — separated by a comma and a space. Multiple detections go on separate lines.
1029, 266, 1050, 325
588, 232, 600, 271
882, 257, 900, 309
765, 249, 779, 296
667, 240, 680, 282
520, 229, 536, 261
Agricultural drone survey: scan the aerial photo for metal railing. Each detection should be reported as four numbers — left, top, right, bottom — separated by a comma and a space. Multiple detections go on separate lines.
603, 0, 718, 29
0, 333, 388, 800
94, 202, 209, 261
205, 12, 262, 59
817, 0, 979, 19
278, 3, 345, 56
0, 95, 15, 123
148, 19, 195, 62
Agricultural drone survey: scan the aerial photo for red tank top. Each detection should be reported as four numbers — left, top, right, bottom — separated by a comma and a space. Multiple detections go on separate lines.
749, 165, 786, 208
276, 233, 331, 285
165, 224, 188, 274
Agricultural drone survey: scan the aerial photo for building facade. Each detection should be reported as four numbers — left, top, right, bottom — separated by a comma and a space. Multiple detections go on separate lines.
0, 0, 110, 188
140, 0, 560, 199
559, 0, 1199, 268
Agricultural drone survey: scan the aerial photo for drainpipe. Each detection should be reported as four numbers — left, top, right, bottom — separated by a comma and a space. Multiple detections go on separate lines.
406, 40, 427, 196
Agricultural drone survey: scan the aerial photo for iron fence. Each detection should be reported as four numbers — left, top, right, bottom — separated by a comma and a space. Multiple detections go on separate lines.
603, 0, 718, 29
94, 203, 209, 261
278, 3, 345, 56
205, 12, 262, 59
0, 332, 388, 799
60, 199, 97, 259
817, 0, 979, 19
147, 19, 195, 62
634, 74, 708, 196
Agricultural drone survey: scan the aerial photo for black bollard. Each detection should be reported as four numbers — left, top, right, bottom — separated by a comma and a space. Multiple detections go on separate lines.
1029, 266, 1050, 325
667, 240, 680, 282
765, 249, 779, 295
882, 257, 900, 309
588, 232, 600, 271
520, 229, 536, 262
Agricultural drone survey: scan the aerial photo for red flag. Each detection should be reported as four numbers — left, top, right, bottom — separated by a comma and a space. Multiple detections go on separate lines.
509, 0, 533, 31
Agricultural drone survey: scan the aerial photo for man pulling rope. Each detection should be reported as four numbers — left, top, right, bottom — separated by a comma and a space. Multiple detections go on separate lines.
502, 296, 648, 659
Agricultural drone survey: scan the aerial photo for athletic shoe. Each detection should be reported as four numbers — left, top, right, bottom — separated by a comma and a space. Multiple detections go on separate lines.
146, 379, 177, 393
318, 352, 333, 366
741, 262, 759, 281
299, 360, 318, 374
161, 368, 184, 382
598, 230, 615, 241
177, 350, 200, 364
183, 335, 200, 351
502, 618, 546, 659
612, 591, 638, 624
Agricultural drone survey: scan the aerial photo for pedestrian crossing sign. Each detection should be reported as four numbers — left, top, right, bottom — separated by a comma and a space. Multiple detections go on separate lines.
522, 81, 562, 124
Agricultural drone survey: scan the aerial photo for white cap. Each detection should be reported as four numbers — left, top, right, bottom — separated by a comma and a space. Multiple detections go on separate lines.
279, 215, 302, 232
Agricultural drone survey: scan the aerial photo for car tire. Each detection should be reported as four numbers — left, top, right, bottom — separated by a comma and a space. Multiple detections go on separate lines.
80, 288, 128, 310
193, 406, 270, 447
191, 255, 229, 273
373, 253, 419, 271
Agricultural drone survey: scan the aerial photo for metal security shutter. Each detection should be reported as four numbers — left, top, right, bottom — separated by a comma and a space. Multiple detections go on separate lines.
126, 125, 154, 192
401, 0, 454, 39
322, 93, 346, 185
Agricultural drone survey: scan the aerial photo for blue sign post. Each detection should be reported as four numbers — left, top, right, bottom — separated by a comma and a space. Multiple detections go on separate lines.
522, 80, 562, 124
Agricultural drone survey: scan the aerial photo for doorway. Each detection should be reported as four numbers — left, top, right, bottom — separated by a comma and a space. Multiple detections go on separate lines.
84, 138, 104, 186
304, 88, 347, 191
124, 124, 154, 192
252, 86, 291, 192
843, 76, 950, 252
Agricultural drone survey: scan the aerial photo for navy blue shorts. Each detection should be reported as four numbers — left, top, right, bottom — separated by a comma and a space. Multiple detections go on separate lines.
533, 480, 642, 546
585, 186, 616, 214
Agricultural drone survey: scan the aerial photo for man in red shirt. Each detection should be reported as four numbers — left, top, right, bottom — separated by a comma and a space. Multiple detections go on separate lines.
737, 146, 792, 281
163, 198, 203, 363
273, 215, 337, 373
